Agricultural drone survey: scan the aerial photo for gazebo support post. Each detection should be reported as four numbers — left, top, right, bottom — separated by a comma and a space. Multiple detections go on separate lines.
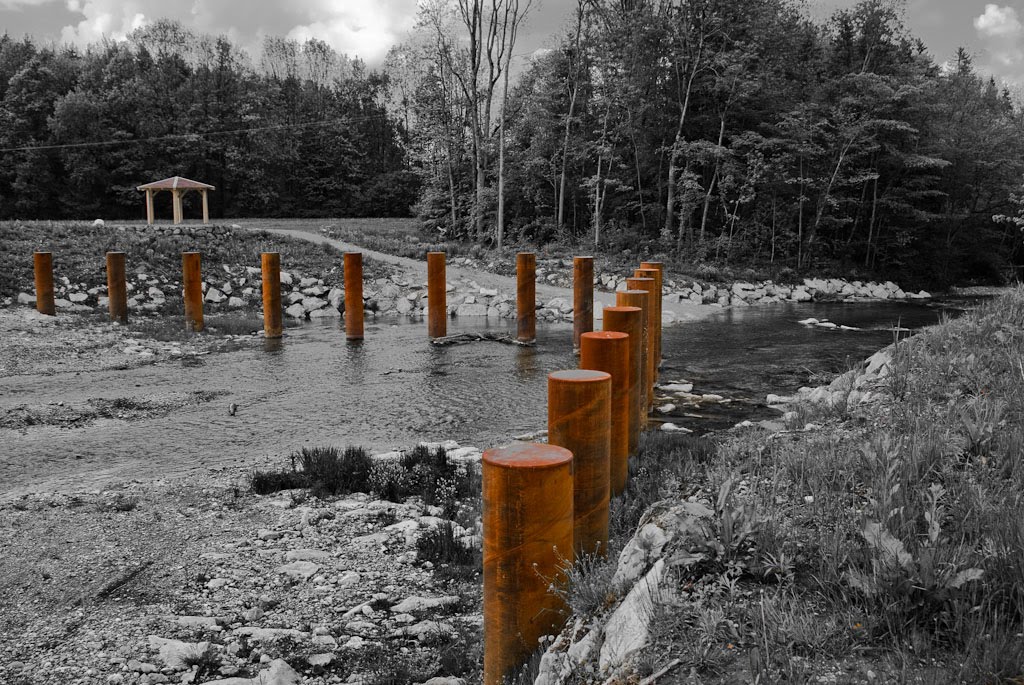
172, 189, 183, 225
202, 189, 209, 224
145, 189, 154, 225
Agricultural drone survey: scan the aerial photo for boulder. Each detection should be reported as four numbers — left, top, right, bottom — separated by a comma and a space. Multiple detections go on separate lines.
302, 297, 327, 312
455, 303, 488, 317
600, 560, 665, 670
227, 297, 244, 308
147, 636, 211, 670
92, 219, 105, 227
205, 288, 226, 304
200, 658, 298, 685
285, 303, 306, 319
16, 292, 35, 305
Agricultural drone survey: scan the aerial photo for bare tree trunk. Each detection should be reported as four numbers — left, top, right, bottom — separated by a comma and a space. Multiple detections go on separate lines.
699, 115, 726, 244
558, 0, 584, 235
497, 60, 510, 250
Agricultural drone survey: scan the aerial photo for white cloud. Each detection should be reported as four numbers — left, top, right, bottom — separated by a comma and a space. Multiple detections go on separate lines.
59, 1, 148, 45
286, 1, 416, 65
974, 4, 1023, 37
973, 4, 1024, 85
0, 0, 52, 8
45, 0, 420, 65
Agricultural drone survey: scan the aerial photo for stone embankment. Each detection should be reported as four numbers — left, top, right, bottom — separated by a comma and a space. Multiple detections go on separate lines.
7, 223, 930, 323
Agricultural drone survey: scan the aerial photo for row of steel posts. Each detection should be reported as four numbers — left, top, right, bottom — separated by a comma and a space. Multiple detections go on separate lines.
31, 248, 664, 683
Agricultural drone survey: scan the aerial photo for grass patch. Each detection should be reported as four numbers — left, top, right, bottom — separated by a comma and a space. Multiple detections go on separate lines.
249, 446, 372, 498
608, 287, 1024, 682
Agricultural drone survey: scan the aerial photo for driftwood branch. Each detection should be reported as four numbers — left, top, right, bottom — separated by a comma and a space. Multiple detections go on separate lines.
429, 332, 534, 347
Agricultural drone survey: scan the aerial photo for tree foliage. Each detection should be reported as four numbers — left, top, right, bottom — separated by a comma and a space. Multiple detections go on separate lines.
396, 0, 1024, 287
0, 22, 417, 221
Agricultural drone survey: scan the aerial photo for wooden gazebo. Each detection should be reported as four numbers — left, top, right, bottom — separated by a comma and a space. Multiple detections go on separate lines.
137, 176, 215, 225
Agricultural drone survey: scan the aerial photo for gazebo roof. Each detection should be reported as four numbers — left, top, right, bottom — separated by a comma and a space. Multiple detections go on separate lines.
137, 176, 215, 191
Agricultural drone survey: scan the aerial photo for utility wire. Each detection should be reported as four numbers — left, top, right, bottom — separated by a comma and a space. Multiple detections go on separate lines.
0, 111, 390, 154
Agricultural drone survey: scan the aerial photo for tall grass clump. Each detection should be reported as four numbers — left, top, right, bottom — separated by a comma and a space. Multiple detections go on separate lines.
249, 446, 372, 497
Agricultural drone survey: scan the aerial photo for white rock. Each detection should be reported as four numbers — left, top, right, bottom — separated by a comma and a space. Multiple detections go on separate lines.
200, 658, 298, 685
659, 383, 693, 393
797, 318, 818, 325
285, 303, 306, 319
228, 297, 244, 308
16, 292, 35, 305
656, 403, 676, 414
302, 296, 327, 312
390, 596, 460, 614
205, 288, 226, 304
92, 219, 105, 227
147, 636, 210, 670
68, 292, 88, 303
659, 422, 691, 433
600, 560, 665, 670
279, 271, 293, 286
276, 561, 320, 580
455, 303, 488, 317
309, 308, 339, 319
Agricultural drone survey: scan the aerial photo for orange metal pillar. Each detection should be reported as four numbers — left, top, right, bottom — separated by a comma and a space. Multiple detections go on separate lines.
344, 252, 364, 340
617, 289, 650, 425
483, 442, 573, 685
427, 252, 446, 338
626, 277, 656, 408
602, 306, 642, 458
579, 332, 630, 496
548, 369, 611, 557
33, 252, 55, 316
573, 256, 594, 351
639, 261, 664, 371
517, 252, 536, 343
635, 267, 661, 382
261, 252, 282, 339
182, 252, 204, 332
106, 251, 128, 323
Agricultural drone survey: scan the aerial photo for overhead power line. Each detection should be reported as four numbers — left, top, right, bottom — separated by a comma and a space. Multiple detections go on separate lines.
0, 112, 390, 154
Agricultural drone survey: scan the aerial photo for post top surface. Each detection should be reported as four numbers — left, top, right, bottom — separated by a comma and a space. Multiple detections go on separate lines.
603, 305, 642, 313
639, 261, 664, 267
627, 276, 655, 282
581, 331, 628, 341
33, 251, 52, 255
574, 255, 594, 261
635, 268, 659, 274
427, 251, 445, 257
617, 290, 648, 295
483, 442, 573, 469
548, 369, 611, 383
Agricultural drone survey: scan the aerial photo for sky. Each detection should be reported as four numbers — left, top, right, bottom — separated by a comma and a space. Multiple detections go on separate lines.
0, 0, 1022, 86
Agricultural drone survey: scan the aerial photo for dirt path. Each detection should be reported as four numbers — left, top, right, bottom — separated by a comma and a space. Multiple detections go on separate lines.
249, 227, 712, 323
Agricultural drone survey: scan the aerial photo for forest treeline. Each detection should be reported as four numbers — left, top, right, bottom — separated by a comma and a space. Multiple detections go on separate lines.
1, 0, 1023, 286
0, 24, 416, 221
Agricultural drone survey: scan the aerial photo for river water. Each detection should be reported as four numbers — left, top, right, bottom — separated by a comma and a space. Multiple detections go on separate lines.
0, 299, 967, 497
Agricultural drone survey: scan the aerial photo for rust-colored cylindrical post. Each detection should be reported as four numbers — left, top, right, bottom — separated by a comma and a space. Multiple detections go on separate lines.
573, 256, 594, 351
639, 262, 664, 372
579, 332, 630, 496
517, 252, 536, 343
617, 289, 650, 427
483, 443, 573, 685
106, 251, 127, 323
427, 252, 446, 339
182, 252, 204, 332
548, 369, 610, 558
261, 252, 282, 339
635, 267, 661, 383
344, 252, 364, 340
33, 252, 55, 316
626, 277, 656, 409
602, 306, 642, 459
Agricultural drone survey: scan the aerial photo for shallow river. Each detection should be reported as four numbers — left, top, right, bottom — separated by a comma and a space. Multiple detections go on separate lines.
0, 299, 967, 497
